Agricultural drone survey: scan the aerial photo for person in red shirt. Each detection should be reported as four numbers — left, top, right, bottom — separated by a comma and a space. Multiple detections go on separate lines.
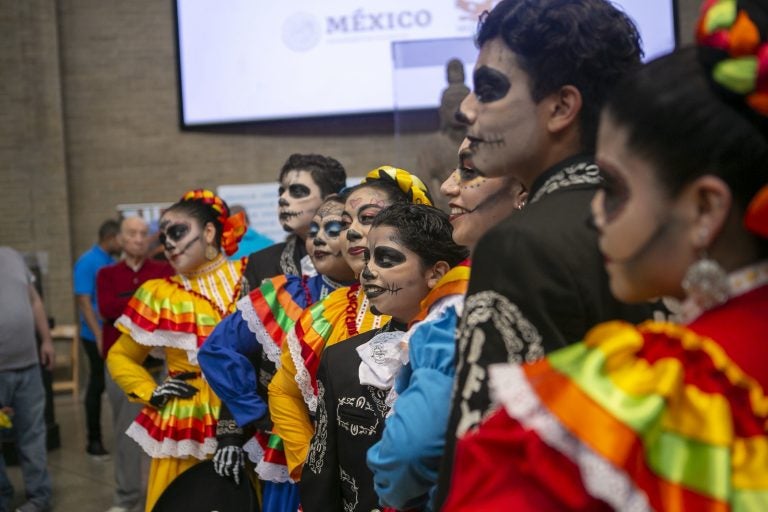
97, 216, 172, 512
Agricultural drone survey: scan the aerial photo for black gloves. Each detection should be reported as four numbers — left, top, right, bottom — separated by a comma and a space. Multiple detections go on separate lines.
213, 418, 245, 485
149, 372, 199, 408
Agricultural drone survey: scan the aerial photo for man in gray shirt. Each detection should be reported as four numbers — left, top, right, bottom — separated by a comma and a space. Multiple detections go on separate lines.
0, 247, 55, 512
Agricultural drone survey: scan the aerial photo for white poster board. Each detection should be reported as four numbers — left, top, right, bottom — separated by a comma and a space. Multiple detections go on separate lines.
217, 178, 362, 243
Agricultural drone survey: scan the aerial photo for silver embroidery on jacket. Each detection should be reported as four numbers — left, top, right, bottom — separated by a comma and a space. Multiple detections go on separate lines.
306, 380, 328, 475
454, 291, 544, 436
529, 161, 601, 204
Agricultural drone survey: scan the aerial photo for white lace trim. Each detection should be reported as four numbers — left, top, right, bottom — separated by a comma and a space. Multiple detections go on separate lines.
286, 329, 318, 413
488, 364, 651, 512
242, 435, 264, 465
242, 435, 294, 483
255, 459, 293, 484
115, 315, 199, 364
236, 295, 282, 367
125, 421, 217, 460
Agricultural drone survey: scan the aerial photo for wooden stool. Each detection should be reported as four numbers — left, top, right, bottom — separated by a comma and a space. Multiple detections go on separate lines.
50, 324, 79, 397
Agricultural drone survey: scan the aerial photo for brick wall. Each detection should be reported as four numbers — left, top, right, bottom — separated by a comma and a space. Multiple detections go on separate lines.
0, 0, 73, 324
0, 0, 702, 325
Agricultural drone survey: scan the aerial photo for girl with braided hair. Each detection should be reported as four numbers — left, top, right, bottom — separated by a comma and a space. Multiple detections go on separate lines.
443, 1, 768, 510
106, 189, 247, 511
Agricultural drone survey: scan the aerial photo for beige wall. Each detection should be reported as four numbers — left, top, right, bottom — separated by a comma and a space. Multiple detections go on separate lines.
0, 0, 702, 326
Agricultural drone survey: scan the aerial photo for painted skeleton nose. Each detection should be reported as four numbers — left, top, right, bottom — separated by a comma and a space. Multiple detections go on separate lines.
278, 197, 289, 207
346, 229, 362, 242
361, 263, 376, 281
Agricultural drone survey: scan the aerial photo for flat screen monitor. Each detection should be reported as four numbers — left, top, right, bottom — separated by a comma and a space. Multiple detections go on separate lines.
175, 0, 677, 126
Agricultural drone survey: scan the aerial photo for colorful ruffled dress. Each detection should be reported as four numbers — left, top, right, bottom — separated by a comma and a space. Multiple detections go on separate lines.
443, 264, 768, 512
198, 272, 349, 511
107, 255, 246, 512
268, 284, 390, 481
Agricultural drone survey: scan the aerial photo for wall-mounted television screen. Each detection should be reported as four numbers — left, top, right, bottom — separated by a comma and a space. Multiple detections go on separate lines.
175, 0, 677, 126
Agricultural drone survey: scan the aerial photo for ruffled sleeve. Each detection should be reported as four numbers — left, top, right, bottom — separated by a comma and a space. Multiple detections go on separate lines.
114, 277, 221, 363
367, 309, 460, 511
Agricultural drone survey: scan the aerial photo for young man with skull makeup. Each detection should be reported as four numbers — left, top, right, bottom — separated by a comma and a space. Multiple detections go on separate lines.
435, 1, 658, 505
442, 1, 768, 508
242, 153, 347, 289
300, 203, 468, 512
198, 195, 357, 512
106, 189, 247, 512
267, 167, 431, 484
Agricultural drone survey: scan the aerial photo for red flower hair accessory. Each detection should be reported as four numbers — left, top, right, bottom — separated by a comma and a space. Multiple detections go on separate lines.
697, 0, 768, 238
180, 189, 246, 255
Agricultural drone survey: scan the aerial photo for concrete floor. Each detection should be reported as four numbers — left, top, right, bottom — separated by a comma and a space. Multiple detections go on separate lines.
5, 394, 119, 512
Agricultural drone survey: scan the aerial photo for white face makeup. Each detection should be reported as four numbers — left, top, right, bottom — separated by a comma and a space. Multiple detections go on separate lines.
278, 170, 324, 239
306, 200, 355, 282
592, 114, 694, 303
158, 210, 208, 275
340, 187, 393, 276
458, 38, 549, 180
441, 138, 526, 250
361, 225, 432, 323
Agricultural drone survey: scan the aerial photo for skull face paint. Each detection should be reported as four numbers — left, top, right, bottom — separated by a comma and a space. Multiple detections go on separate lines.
306, 200, 355, 281
278, 170, 323, 238
361, 225, 432, 323
457, 38, 550, 181
340, 187, 393, 276
158, 210, 207, 274
441, 138, 527, 250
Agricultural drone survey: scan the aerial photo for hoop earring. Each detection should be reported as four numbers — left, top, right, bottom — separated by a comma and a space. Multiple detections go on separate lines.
205, 245, 219, 261
681, 254, 728, 312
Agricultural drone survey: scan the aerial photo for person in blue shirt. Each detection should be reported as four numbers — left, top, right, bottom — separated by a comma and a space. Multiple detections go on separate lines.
73, 218, 120, 458
228, 205, 274, 261
366, 140, 526, 511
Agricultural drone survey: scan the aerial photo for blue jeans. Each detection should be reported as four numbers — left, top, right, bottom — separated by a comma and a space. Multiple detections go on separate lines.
0, 365, 52, 512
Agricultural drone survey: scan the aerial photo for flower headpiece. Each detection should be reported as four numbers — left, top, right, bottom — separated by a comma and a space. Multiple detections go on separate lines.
361, 166, 433, 206
180, 189, 246, 256
697, 0, 768, 238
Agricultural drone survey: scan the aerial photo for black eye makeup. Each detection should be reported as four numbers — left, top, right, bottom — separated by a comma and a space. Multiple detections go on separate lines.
473, 66, 511, 103
158, 222, 191, 245
458, 165, 481, 182
289, 184, 311, 199
308, 222, 320, 239
597, 166, 630, 222
373, 246, 406, 268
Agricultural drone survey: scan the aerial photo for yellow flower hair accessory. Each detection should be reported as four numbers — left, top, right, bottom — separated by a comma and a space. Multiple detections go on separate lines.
361, 166, 433, 206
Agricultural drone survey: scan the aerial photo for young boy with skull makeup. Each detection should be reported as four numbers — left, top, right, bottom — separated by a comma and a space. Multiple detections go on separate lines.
299, 203, 468, 512
242, 153, 347, 289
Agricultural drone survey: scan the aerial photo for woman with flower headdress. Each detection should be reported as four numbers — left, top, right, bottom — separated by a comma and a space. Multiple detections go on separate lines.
442, 1, 768, 510
106, 189, 247, 512
267, 166, 433, 483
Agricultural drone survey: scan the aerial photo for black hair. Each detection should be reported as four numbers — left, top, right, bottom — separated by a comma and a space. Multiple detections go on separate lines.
163, 197, 230, 248
279, 153, 347, 198
605, 47, 768, 217
476, 0, 642, 152
372, 203, 469, 268
98, 219, 120, 241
